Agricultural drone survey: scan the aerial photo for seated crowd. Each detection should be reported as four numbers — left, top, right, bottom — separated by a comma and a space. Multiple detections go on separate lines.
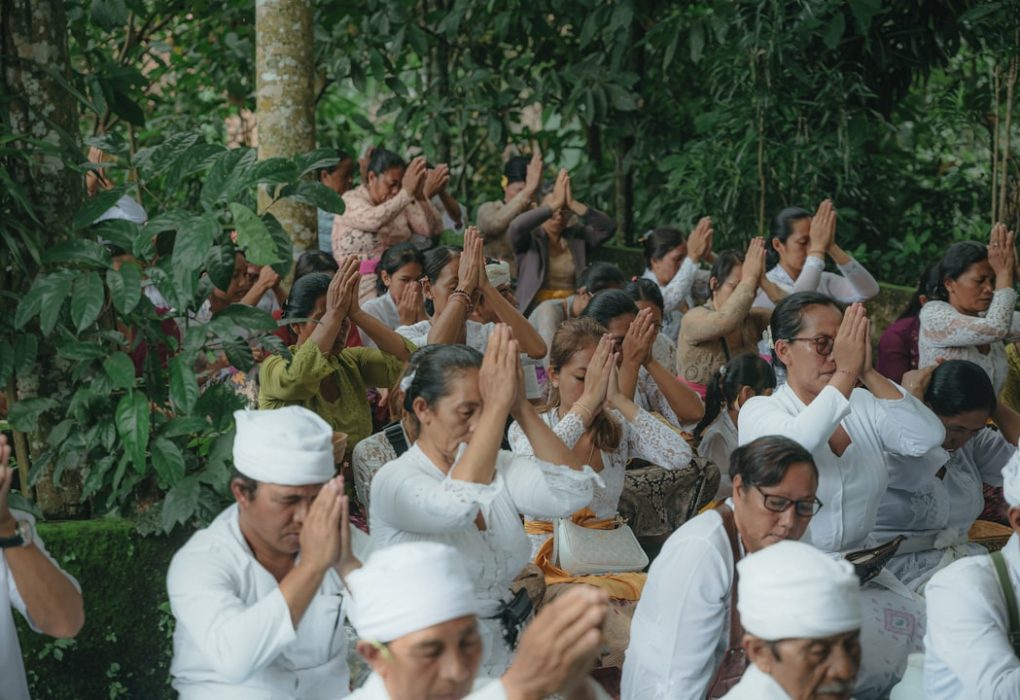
10, 145, 1020, 700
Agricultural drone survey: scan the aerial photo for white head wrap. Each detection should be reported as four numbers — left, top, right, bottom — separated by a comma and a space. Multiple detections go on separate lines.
737, 540, 861, 641
94, 194, 149, 225
485, 260, 511, 288
232, 407, 335, 485
347, 542, 481, 643
1002, 441, 1020, 507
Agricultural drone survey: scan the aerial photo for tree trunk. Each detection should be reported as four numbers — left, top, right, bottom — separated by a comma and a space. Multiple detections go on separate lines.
255, 0, 317, 252
3, 0, 85, 517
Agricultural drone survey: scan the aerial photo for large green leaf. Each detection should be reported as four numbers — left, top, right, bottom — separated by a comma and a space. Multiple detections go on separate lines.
209, 303, 278, 332
205, 244, 237, 291
41, 240, 113, 268
0, 340, 13, 387
163, 143, 226, 192
161, 476, 200, 531
115, 391, 151, 472
249, 157, 298, 186
277, 181, 345, 214
168, 355, 199, 414
230, 203, 280, 265
295, 148, 345, 178
37, 272, 74, 336
8, 397, 58, 433
103, 351, 136, 390
69, 272, 105, 332
201, 148, 257, 210
106, 263, 142, 314
57, 341, 107, 361
13, 335, 37, 377
172, 213, 218, 272
151, 438, 186, 486
73, 186, 128, 230
91, 219, 139, 252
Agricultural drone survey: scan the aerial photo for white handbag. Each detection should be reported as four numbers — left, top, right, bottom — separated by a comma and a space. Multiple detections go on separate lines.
553, 517, 649, 576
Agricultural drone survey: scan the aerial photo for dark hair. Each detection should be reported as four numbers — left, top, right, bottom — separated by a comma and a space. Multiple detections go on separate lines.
503, 156, 530, 184
694, 354, 777, 439
294, 250, 339, 283
403, 344, 484, 412
925, 359, 997, 418
422, 246, 461, 315
769, 291, 841, 369
376, 242, 426, 295
283, 272, 331, 320
709, 249, 745, 293
580, 289, 639, 328
316, 149, 352, 179
932, 241, 989, 302
544, 318, 623, 450
897, 263, 941, 320
623, 278, 664, 314
577, 262, 626, 294
766, 207, 812, 270
230, 466, 258, 497
367, 148, 406, 176
642, 227, 685, 267
729, 435, 817, 488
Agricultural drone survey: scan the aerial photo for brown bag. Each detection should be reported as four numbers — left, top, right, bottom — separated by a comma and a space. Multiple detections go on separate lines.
705, 505, 748, 699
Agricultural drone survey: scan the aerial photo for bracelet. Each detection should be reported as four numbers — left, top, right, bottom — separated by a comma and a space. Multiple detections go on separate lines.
835, 369, 857, 378
449, 290, 475, 312
572, 402, 594, 422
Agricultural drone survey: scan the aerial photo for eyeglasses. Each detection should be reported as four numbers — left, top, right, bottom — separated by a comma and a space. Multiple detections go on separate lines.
787, 335, 835, 356
754, 485, 823, 517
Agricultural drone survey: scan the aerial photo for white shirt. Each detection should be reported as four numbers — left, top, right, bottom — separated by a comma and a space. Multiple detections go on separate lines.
738, 383, 944, 553
875, 428, 1013, 589
919, 289, 1020, 393
697, 411, 737, 498
350, 674, 505, 699
924, 534, 1020, 699
369, 444, 601, 676
752, 255, 880, 310
167, 504, 350, 699
360, 293, 400, 348
720, 664, 792, 699
642, 261, 710, 342
1, 510, 80, 700
622, 508, 742, 700
395, 319, 494, 352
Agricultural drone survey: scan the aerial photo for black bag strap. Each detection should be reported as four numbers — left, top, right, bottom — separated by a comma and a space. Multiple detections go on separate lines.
382, 422, 409, 457
991, 551, 1020, 657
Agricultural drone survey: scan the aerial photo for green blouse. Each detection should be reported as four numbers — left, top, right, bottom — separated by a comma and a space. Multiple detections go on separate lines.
258, 339, 415, 449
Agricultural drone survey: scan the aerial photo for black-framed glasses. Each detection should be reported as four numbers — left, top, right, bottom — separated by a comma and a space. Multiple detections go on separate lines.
787, 335, 835, 356
755, 485, 823, 517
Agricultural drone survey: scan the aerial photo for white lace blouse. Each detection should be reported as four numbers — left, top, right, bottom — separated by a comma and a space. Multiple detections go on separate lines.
919, 289, 1020, 393
369, 443, 602, 675
874, 428, 1013, 589
752, 256, 880, 310
508, 408, 693, 521
696, 411, 737, 498
737, 383, 945, 553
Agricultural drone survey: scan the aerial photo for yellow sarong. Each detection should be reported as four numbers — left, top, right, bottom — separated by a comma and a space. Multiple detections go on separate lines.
525, 508, 647, 600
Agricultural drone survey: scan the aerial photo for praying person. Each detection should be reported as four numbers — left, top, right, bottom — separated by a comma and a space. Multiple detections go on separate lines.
167, 407, 361, 699
476, 153, 543, 264
721, 540, 862, 699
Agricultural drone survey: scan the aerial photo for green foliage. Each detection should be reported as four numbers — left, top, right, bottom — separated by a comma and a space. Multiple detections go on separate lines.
3, 132, 336, 531
16, 519, 188, 700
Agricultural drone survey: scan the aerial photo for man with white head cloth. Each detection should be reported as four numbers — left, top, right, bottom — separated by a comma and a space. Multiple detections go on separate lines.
167, 406, 361, 699
924, 442, 1020, 698
346, 541, 611, 700
722, 540, 862, 700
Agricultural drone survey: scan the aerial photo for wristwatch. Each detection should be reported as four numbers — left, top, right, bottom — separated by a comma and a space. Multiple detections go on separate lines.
0, 520, 33, 549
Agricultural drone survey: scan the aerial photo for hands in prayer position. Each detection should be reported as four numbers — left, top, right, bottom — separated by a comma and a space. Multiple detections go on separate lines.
988, 222, 1017, 289
686, 216, 714, 264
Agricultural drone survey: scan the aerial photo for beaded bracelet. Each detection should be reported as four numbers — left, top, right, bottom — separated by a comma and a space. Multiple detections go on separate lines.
449, 290, 475, 312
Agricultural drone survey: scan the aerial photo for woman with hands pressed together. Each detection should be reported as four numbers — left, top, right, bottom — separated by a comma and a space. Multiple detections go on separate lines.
583, 290, 705, 427
259, 256, 415, 451
920, 223, 1020, 392
678, 237, 785, 396
507, 168, 616, 314
754, 200, 880, 310
369, 326, 604, 676
737, 293, 944, 699
395, 227, 546, 358
641, 217, 714, 340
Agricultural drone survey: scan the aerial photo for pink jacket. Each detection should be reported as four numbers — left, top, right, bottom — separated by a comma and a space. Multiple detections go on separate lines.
331, 185, 442, 261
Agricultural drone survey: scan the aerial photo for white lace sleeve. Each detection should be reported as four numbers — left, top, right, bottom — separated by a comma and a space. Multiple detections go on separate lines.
829, 259, 880, 302
499, 450, 604, 519
371, 460, 502, 535
637, 366, 681, 427
508, 412, 586, 457
661, 258, 698, 312
626, 407, 693, 470
920, 291, 1020, 349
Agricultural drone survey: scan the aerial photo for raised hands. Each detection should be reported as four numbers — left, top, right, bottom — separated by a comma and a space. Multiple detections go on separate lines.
620, 307, 658, 368
988, 222, 1016, 288
423, 163, 450, 199
396, 279, 425, 325
478, 324, 521, 419
687, 216, 713, 264
548, 169, 569, 211
575, 335, 615, 423
808, 199, 836, 257
402, 156, 427, 198
299, 475, 347, 575
830, 302, 869, 384
457, 226, 485, 296
327, 256, 361, 318
742, 236, 767, 287
523, 151, 544, 197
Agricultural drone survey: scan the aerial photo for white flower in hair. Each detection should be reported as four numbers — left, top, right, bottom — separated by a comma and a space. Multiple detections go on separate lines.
762, 326, 775, 350
399, 371, 416, 393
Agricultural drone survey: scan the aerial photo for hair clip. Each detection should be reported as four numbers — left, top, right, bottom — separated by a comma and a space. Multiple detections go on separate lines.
399, 371, 416, 393
500, 175, 509, 189
762, 327, 775, 351
638, 229, 654, 243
